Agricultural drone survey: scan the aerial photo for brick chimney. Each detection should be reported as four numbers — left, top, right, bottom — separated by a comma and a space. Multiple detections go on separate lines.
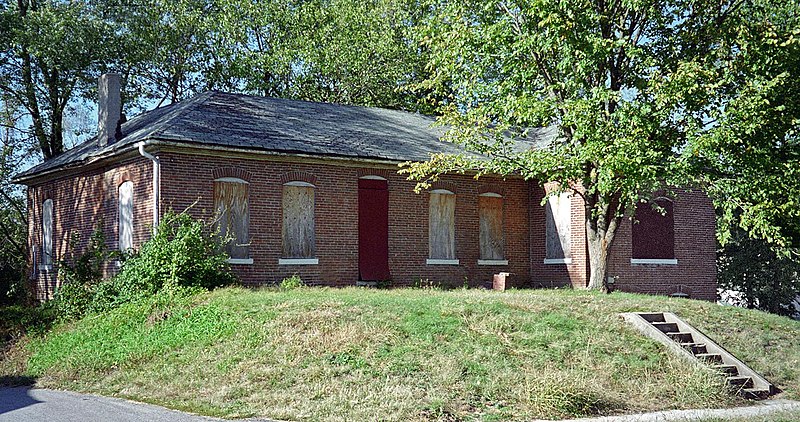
97, 73, 121, 147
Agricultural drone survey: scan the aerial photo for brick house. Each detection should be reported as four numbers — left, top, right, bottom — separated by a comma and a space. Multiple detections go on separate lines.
14, 75, 717, 301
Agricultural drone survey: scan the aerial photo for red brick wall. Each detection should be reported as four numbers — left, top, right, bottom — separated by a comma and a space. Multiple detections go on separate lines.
24, 150, 717, 301
607, 191, 717, 301
158, 152, 532, 288
526, 185, 716, 299
528, 184, 589, 289
26, 157, 153, 300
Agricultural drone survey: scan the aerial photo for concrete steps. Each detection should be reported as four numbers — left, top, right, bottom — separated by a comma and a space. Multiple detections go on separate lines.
621, 312, 778, 399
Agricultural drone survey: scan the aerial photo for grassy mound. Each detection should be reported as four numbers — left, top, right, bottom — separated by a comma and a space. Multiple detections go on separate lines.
2, 287, 798, 421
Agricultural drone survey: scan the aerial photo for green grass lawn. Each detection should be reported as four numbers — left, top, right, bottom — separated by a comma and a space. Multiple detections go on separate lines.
2, 287, 799, 421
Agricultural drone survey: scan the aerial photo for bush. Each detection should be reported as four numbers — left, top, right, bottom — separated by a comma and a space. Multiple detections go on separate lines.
113, 211, 237, 291
0, 188, 28, 307
280, 274, 305, 290
52, 281, 96, 321
51, 226, 114, 319
58, 226, 112, 287
52, 211, 237, 319
0, 304, 56, 344
52, 225, 114, 319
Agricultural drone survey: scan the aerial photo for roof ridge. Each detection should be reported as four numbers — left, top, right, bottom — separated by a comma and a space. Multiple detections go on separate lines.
209, 90, 433, 120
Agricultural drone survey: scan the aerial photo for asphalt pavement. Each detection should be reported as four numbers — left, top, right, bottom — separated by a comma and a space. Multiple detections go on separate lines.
0, 387, 248, 422
3, 386, 799, 422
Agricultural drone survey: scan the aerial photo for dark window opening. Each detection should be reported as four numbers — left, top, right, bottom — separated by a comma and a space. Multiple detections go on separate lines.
632, 198, 675, 260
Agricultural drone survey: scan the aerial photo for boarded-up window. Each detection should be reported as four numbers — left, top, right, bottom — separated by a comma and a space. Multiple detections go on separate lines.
479, 193, 504, 260
118, 181, 134, 251
214, 178, 250, 259
632, 198, 674, 259
429, 190, 456, 259
545, 192, 572, 259
282, 182, 316, 258
42, 198, 53, 267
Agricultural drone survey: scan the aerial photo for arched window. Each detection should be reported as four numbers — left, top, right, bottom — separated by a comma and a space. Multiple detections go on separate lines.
214, 177, 250, 261
544, 192, 572, 264
118, 181, 134, 251
281, 181, 316, 262
41, 198, 53, 268
632, 198, 675, 263
428, 189, 457, 264
478, 192, 504, 261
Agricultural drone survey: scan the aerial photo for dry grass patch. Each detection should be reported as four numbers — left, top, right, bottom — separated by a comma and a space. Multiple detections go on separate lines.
1, 287, 798, 421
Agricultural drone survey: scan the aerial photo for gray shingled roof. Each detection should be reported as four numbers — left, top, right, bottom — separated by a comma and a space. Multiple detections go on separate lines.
16, 91, 557, 181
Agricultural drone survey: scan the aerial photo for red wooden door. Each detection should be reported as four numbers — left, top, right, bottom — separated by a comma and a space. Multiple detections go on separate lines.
358, 179, 390, 281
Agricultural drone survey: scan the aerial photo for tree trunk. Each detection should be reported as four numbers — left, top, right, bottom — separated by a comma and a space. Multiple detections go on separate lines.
584, 192, 621, 292
586, 232, 610, 290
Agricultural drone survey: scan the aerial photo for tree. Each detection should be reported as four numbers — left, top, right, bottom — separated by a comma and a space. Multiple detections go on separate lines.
718, 225, 800, 318
108, 0, 230, 108
214, 0, 435, 111
1, 0, 438, 164
0, 0, 117, 160
401, 0, 798, 290
686, 0, 800, 251
0, 93, 32, 303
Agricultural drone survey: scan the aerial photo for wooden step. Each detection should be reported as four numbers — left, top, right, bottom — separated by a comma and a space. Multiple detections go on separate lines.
651, 322, 679, 333
713, 364, 739, 375
638, 313, 666, 323
681, 342, 708, 355
742, 388, 771, 400
727, 376, 754, 388
695, 353, 723, 364
666, 332, 694, 343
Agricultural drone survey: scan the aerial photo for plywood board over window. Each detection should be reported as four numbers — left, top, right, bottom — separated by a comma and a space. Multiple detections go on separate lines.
429, 190, 456, 260
41, 198, 53, 267
118, 181, 134, 251
545, 192, 572, 260
479, 194, 504, 260
282, 183, 316, 258
214, 179, 250, 259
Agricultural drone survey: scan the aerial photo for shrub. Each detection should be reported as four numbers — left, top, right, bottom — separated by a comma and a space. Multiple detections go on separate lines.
52, 225, 114, 319
280, 274, 305, 290
0, 303, 56, 343
58, 226, 112, 287
718, 226, 800, 318
99, 211, 237, 311
51, 211, 237, 320
52, 281, 96, 321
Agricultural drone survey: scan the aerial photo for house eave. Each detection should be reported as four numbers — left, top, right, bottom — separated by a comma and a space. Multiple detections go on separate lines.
12, 144, 145, 186
11, 138, 412, 186
14, 137, 526, 186
151, 139, 411, 169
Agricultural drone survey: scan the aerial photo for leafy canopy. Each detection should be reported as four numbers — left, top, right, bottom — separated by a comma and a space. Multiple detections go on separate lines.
402, 0, 799, 250
684, 0, 800, 250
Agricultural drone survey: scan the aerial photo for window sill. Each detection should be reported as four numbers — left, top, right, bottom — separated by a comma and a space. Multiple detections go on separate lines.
478, 259, 508, 266
279, 258, 319, 265
39, 265, 53, 272
228, 258, 254, 265
544, 258, 572, 265
426, 259, 460, 265
630, 258, 678, 265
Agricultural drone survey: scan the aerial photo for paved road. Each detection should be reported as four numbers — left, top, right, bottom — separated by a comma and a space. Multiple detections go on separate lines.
0, 387, 265, 422
3, 387, 800, 422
